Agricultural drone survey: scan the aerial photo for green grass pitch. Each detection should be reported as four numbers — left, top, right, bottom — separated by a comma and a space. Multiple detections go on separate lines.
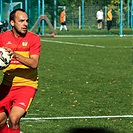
18, 36, 132, 132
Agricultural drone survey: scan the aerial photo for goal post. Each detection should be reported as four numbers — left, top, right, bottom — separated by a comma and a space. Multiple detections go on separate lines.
132, 0, 133, 29
120, 0, 123, 36
0, 2, 22, 23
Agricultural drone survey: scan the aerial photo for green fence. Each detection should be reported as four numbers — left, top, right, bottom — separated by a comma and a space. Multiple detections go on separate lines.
0, 1, 132, 33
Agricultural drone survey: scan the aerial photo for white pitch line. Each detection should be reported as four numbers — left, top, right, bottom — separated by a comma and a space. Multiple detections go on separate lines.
21, 115, 133, 121
95, 45, 106, 48
41, 39, 105, 48
41, 39, 132, 49
45, 34, 133, 38
56, 35, 119, 37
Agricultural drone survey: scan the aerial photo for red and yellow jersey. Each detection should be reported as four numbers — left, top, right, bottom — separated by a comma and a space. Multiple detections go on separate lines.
60, 10, 66, 23
0, 30, 41, 88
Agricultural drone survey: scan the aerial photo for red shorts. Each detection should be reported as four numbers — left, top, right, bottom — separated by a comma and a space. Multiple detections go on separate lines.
0, 84, 37, 115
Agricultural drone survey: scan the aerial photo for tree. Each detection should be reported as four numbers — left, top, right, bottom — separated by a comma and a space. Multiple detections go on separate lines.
107, 0, 127, 26
84, 0, 112, 6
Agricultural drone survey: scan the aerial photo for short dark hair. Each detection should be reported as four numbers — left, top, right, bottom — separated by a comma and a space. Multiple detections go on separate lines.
10, 8, 26, 21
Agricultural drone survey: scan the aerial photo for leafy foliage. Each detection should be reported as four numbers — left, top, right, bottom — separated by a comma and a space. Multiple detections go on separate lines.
108, 0, 128, 25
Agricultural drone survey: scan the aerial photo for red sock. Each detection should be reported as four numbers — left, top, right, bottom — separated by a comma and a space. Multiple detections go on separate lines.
0, 124, 9, 133
8, 126, 20, 133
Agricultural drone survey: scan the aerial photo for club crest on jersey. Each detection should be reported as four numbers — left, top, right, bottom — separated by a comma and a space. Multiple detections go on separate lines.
22, 42, 28, 46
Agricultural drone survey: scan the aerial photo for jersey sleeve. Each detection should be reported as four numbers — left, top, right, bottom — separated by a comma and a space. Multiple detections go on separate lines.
29, 35, 41, 56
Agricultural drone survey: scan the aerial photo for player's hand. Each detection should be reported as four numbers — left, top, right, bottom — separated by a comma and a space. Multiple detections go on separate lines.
4, 47, 15, 58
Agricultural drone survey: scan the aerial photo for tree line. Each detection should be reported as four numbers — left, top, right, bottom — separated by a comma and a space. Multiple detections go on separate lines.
45, 0, 128, 7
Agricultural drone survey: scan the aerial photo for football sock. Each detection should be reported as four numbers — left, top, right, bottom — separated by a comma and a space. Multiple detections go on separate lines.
0, 124, 8, 133
64, 25, 68, 30
60, 25, 63, 31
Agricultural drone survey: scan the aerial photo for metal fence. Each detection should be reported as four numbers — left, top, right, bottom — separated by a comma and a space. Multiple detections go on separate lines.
0, 1, 132, 32
59, 6, 132, 29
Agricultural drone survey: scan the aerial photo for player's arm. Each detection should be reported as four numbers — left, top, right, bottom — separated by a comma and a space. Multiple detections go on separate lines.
96, 13, 97, 19
14, 53, 40, 69
107, 12, 110, 19
102, 14, 104, 20
4, 47, 40, 69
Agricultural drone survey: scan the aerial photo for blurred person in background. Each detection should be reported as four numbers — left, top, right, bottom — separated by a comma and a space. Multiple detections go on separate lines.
107, 8, 113, 34
96, 8, 104, 30
60, 9, 69, 31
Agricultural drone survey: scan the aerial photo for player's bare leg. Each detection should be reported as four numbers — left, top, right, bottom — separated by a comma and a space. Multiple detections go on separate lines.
8, 106, 25, 129
0, 112, 8, 132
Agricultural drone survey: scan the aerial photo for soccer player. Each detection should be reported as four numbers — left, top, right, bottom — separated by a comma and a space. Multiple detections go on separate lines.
60, 9, 69, 31
107, 8, 113, 34
0, 8, 41, 133
96, 8, 104, 30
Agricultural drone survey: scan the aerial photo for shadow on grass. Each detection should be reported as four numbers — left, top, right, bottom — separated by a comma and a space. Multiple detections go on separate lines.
68, 127, 115, 133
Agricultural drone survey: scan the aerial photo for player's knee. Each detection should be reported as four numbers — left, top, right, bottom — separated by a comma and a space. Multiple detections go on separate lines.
0, 119, 7, 129
0, 115, 7, 129
8, 115, 20, 128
